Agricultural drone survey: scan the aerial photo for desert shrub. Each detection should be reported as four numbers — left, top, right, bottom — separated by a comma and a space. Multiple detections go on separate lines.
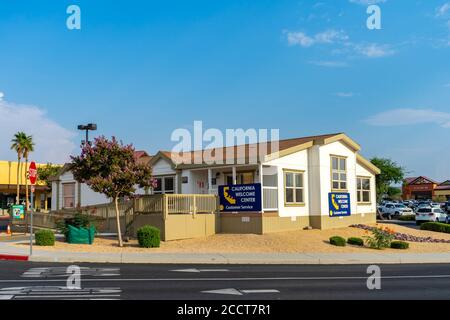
364, 226, 395, 250
390, 241, 409, 250
398, 215, 415, 221
347, 237, 364, 246
137, 225, 160, 248
35, 229, 55, 246
329, 236, 346, 247
420, 222, 450, 234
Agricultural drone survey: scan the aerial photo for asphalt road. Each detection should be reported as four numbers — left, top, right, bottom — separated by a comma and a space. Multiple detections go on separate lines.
0, 261, 450, 300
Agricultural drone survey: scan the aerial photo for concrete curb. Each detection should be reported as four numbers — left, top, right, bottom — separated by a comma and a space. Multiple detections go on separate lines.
27, 252, 450, 265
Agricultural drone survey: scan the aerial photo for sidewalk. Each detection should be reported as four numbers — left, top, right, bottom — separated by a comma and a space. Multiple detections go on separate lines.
2, 241, 450, 264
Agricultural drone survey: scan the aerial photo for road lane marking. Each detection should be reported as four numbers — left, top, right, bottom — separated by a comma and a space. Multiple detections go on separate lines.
22, 267, 120, 278
202, 288, 280, 295
171, 269, 230, 273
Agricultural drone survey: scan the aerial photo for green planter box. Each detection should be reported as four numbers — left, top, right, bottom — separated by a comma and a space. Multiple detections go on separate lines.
67, 225, 96, 244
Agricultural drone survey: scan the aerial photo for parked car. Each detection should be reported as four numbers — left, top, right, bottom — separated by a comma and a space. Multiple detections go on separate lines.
383, 203, 414, 217
415, 207, 449, 225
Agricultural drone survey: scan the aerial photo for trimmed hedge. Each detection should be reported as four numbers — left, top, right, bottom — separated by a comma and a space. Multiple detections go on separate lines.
347, 237, 364, 246
390, 241, 409, 250
329, 236, 346, 247
137, 225, 160, 248
35, 229, 55, 246
420, 222, 450, 234
398, 215, 415, 221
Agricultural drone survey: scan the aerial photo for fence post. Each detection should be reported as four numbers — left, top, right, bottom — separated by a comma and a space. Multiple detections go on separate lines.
163, 194, 168, 220
193, 195, 197, 219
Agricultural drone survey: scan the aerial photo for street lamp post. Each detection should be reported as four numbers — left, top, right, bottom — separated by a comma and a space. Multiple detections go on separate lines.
77, 123, 97, 146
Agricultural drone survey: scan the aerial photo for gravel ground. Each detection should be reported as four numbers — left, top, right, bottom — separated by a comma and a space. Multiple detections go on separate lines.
14, 223, 450, 254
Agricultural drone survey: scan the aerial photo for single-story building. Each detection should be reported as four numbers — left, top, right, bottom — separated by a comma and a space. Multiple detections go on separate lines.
50, 132, 380, 233
402, 176, 450, 201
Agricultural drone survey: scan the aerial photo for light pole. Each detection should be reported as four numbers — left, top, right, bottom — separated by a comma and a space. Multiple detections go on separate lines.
77, 123, 97, 146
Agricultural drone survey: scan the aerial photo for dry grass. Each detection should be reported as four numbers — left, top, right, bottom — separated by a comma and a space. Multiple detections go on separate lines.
16, 223, 450, 254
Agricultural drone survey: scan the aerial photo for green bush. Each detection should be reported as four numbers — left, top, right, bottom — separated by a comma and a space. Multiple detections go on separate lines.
329, 236, 346, 247
420, 222, 450, 234
35, 229, 55, 246
398, 215, 415, 221
390, 241, 409, 250
137, 225, 160, 248
347, 237, 364, 246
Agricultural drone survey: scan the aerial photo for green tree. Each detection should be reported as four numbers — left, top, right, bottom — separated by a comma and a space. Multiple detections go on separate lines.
387, 186, 402, 199
10, 132, 28, 204
70, 136, 156, 247
370, 157, 406, 202
21, 134, 35, 210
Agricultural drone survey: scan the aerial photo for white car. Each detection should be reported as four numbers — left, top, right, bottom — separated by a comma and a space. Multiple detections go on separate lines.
415, 207, 448, 224
382, 203, 414, 217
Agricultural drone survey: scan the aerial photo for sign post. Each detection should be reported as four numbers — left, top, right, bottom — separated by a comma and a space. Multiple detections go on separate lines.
28, 161, 37, 257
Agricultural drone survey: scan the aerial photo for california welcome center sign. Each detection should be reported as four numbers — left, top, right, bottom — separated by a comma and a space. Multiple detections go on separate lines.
219, 183, 262, 212
328, 192, 351, 217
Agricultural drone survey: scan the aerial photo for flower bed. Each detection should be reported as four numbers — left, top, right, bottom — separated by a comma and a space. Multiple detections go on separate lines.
351, 224, 450, 243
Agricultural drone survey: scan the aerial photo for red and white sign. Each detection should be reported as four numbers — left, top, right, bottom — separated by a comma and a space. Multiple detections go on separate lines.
29, 161, 38, 185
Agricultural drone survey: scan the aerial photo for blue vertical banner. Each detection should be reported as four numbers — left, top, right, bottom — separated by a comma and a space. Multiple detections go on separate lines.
219, 183, 262, 212
328, 192, 351, 217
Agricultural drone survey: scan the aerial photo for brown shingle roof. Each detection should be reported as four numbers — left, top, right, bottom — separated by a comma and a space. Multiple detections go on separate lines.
160, 132, 343, 166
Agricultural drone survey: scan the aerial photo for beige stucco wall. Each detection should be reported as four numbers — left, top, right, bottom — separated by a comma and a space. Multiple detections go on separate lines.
310, 212, 376, 230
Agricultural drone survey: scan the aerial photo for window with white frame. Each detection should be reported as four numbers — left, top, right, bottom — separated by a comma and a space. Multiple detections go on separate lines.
331, 156, 347, 191
62, 182, 75, 208
284, 170, 304, 205
357, 177, 371, 203
153, 176, 175, 194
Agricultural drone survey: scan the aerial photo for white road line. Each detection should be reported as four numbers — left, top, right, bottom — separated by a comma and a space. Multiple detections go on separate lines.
172, 269, 230, 273
2, 274, 450, 283
241, 289, 280, 294
0, 295, 13, 300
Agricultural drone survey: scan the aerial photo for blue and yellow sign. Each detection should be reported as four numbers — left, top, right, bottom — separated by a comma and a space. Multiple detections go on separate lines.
328, 193, 351, 217
219, 183, 262, 212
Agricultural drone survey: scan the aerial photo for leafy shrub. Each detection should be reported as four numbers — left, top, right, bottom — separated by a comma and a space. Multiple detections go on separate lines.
390, 241, 409, 250
329, 236, 346, 247
364, 226, 395, 250
35, 229, 55, 246
137, 225, 160, 248
398, 215, 415, 221
420, 222, 450, 234
347, 237, 364, 246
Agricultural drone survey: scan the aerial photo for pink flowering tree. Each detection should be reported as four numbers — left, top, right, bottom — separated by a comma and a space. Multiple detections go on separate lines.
70, 136, 157, 247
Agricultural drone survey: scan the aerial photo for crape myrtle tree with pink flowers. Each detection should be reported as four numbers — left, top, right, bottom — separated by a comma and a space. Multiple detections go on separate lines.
70, 136, 157, 247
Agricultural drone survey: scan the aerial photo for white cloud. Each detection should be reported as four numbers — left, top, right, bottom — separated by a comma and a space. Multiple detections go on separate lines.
436, 3, 450, 17
353, 43, 396, 58
349, 0, 386, 5
365, 108, 450, 128
0, 95, 77, 164
0, 92, 4, 101
286, 29, 348, 47
335, 92, 356, 98
308, 60, 349, 67
285, 29, 396, 59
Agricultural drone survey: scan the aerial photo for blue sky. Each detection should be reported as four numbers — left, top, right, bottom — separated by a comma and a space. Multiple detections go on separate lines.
0, 0, 449, 180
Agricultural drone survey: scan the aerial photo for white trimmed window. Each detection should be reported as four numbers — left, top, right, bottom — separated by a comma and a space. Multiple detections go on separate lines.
284, 170, 304, 205
62, 183, 75, 208
153, 176, 175, 194
331, 156, 347, 191
357, 177, 371, 203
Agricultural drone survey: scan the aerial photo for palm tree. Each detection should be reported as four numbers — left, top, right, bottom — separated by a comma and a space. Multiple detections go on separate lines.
10, 132, 27, 204
22, 135, 35, 210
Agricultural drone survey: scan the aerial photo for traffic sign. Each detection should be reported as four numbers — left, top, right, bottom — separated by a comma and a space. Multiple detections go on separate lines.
28, 161, 37, 185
